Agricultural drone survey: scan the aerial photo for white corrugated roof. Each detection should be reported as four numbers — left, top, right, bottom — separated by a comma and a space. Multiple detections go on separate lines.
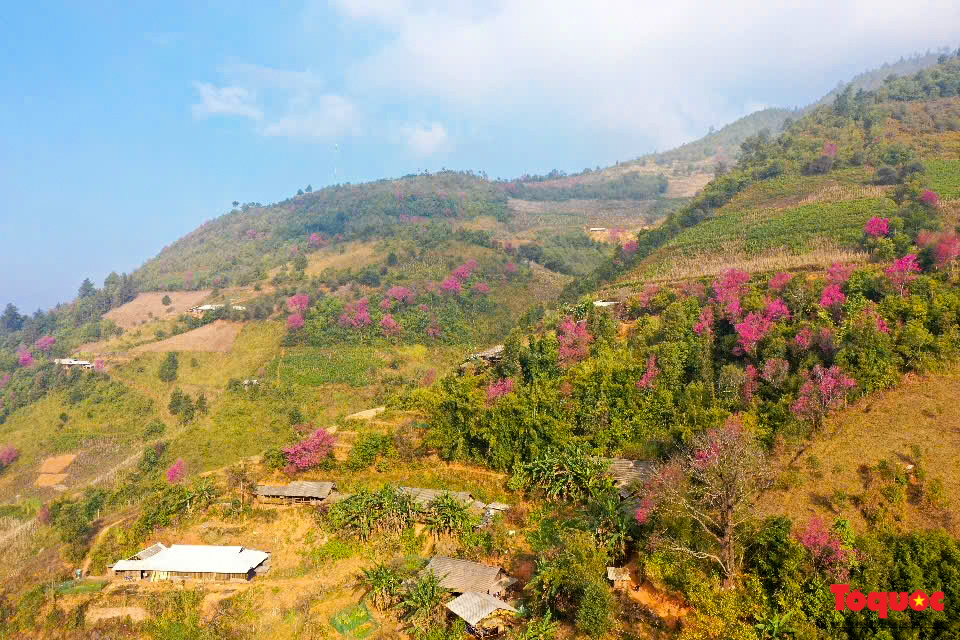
112, 545, 269, 574
445, 592, 516, 626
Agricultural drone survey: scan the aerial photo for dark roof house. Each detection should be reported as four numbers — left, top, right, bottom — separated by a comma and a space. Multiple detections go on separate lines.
422, 556, 514, 596
254, 481, 336, 503
399, 486, 485, 510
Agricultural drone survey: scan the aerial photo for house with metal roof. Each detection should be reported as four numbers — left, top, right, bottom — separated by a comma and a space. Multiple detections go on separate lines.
111, 544, 270, 582
399, 486, 485, 510
445, 592, 517, 633
254, 481, 336, 505
422, 556, 514, 597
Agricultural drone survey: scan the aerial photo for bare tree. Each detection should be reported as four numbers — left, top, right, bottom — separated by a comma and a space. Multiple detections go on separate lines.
639, 418, 772, 586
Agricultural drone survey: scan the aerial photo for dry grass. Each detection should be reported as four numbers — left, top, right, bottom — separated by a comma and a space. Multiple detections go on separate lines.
35, 473, 68, 487
665, 171, 713, 198
133, 320, 245, 353
86, 606, 148, 624
300, 241, 379, 277
105, 291, 211, 330
758, 368, 960, 532
39, 453, 76, 474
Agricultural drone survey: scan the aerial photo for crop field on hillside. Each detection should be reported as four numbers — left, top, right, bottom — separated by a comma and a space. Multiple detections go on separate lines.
927, 158, 960, 200
132, 320, 245, 353
104, 291, 211, 330
664, 197, 893, 259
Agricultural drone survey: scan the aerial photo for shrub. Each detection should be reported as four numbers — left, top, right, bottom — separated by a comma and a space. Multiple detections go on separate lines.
283, 427, 337, 470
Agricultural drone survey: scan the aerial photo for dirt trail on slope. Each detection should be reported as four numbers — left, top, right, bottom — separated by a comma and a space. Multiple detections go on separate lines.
81, 516, 131, 576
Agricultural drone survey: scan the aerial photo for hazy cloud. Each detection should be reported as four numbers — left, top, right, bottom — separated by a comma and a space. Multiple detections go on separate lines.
401, 122, 453, 155
191, 83, 263, 120
262, 95, 360, 140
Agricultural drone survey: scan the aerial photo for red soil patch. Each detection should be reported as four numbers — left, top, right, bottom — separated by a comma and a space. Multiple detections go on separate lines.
105, 291, 211, 330
133, 320, 244, 353
39, 454, 76, 474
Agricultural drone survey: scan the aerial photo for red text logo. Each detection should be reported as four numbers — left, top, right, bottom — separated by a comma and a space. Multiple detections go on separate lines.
831, 584, 945, 618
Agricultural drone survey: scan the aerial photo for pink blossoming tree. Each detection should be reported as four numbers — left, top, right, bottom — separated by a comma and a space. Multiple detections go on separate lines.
17, 351, 33, 368
486, 378, 515, 404
791, 365, 855, 429
920, 189, 940, 207
380, 314, 402, 337
287, 293, 310, 314
637, 355, 659, 389
34, 336, 56, 352
693, 306, 714, 337
287, 313, 305, 330
885, 254, 921, 296
796, 516, 854, 580
864, 217, 890, 237
761, 358, 790, 388
338, 299, 372, 328
0, 445, 20, 468
827, 263, 855, 285
283, 428, 337, 471
819, 284, 846, 311
734, 313, 773, 356
166, 458, 186, 484
441, 276, 463, 295
557, 316, 594, 366
712, 269, 751, 320
473, 282, 491, 295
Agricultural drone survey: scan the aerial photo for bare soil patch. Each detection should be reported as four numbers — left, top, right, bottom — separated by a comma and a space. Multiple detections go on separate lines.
86, 607, 148, 624
133, 321, 244, 353
345, 407, 385, 421
40, 454, 76, 474
36, 473, 68, 487
105, 291, 211, 330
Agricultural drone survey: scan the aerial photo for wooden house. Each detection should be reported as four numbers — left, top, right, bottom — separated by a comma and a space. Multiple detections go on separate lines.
254, 481, 336, 505
445, 592, 517, 636
399, 486, 485, 511
422, 556, 515, 597
607, 566, 632, 591
111, 544, 270, 582
459, 345, 505, 373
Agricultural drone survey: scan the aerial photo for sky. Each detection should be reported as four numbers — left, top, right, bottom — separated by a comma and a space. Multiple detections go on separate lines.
2, 1, 959, 312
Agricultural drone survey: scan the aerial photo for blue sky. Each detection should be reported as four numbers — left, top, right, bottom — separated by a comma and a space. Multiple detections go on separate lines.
2, 1, 959, 312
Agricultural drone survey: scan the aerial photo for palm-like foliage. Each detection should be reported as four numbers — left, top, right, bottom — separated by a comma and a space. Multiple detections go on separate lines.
356, 563, 405, 611
424, 493, 478, 538
510, 612, 559, 640
401, 572, 449, 631
327, 485, 420, 540
513, 448, 613, 503
755, 610, 797, 639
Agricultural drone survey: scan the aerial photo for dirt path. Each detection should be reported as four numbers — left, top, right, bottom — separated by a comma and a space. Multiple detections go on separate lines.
81, 516, 131, 576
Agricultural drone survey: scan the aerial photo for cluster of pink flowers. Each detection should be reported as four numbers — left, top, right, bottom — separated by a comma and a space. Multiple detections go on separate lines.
864, 217, 890, 237
557, 316, 594, 366
379, 298, 392, 311
451, 259, 478, 281
0, 445, 20, 467
17, 351, 33, 368
246, 229, 258, 240
283, 428, 337, 471
761, 358, 790, 387
386, 286, 415, 304
166, 458, 186, 484
473, 282, 491, 295
768, 272, 793, 292
637, 355, 659, 389
694, 306, 714, 337
712, 269, 751, 319
505, 262, 518, 275
94, 359, 106, 372
338, 298, 372, 328
287, 313, 305, 330
308, 232, 328, 248
636, 285, 661, 309
287, 294, 310, 314
608, 228, 624, 242
634, 496, 656, 525
622, 240, 639, 255
380, 314, 402, 337
820, 284, 846, 310
441, 276, 463, 295
734, 312, 773, 355
794, 327, 812, 350
34, 336, 56, 352
885, 254, 921, 296
0, 374, 9, 389
827, 262, 855, 285
822, 142, 838, 158
426, 321, 443, 339
920, 189, 940, 207
763, 298, 791, 322
791, 365, 856, 425
817, 327, 836, 355
486, 378, 515, 404
796, 516, 854, 580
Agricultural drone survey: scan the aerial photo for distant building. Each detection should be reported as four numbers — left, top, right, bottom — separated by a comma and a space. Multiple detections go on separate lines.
459, 345, 505, 372
53, 358, 93, 369
422, 556, 515, 597
607, 566, 632, 590
399, 486, 485, 511
187, 304, 246, 318
593, 300, 619, 308
589, 227, 608, 232
254, 481, 336, 505
111, 544, 270, 582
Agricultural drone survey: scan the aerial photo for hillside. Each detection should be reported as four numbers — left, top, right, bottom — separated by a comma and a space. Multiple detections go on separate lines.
2, 54, 960, 640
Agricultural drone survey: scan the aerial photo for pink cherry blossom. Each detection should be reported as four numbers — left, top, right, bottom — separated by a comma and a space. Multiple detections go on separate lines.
819, 284, 846, 310
794, 328, 812, 350
486, 378, 515, 404
287, 313, 305, 330
920, 189, 940, 207
763, 298, 791, 322
827, 263, 855, 285
791, 365, 855, 427
34, 336, 56, 352
693, 306, 714, 337
473, 282, 490, 295
885, 254, 921, 296
166, 458, 186, 484
622, 240, 639, 255
761, 358, 789, 387
17, 351, 33, 368
557, 316, 594, 366
380, 314, 402, 337
441, 276, 462, 295
282, 428, 337, 471
712, 269, 751, 320
734, 312, 772, 355
637, 355, 659, 389
287, 293, 310, 314
768, 272, 793, 292
864, 217, 890, 237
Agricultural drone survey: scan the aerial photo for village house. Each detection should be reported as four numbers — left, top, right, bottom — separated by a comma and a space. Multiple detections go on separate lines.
600, 457, 654, 498
53, 358, 94, 369
421, 556, 515, 597
459, 344, 505, 373
254, 480, 336, 505
110, 544, 270, 582
445, 592, 517, 636
399, 486, 486, 511
607, 566, 632, 591
187, 303, 246, 318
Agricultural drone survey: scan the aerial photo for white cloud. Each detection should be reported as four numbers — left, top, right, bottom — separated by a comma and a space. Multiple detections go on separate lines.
400, 122, 452, 155
191, 83, 262, 120
261, 95, 360, 140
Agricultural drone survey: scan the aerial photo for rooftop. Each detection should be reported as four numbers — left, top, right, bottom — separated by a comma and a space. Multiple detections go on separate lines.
445, 592, 517, 626
254, 481, 335, 499
399, 486, 482, 509
422, 556, 506, 594
112, 544, 269, 574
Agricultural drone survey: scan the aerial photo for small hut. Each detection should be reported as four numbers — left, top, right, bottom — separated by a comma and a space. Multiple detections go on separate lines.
254, 481, 336, 505
459, 345, 505, 373
446, 592, 517, 636
600, 457, 655, 498
607, 566, 632, 591
399, 487, 485, 511
422, 556, 514, 597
